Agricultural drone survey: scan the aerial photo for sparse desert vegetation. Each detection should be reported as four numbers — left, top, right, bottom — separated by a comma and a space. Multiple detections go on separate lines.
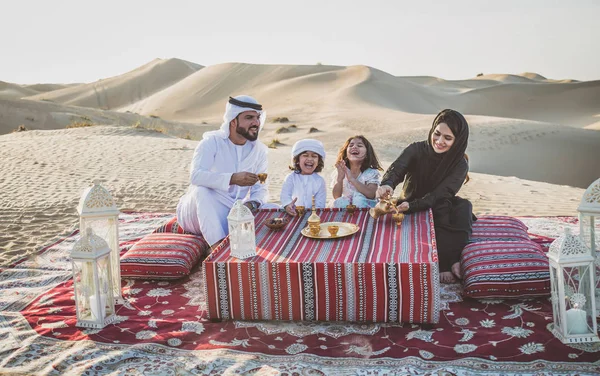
268, 138, 284, 148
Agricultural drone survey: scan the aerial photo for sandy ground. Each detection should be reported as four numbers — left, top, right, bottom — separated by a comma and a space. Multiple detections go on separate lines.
1, 60, 598, 267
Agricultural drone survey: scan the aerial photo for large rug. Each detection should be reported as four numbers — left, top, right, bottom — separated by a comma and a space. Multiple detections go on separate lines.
1, 213, 599, 375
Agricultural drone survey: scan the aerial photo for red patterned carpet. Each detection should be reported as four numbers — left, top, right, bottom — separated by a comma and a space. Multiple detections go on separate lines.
1, 213, 599, 375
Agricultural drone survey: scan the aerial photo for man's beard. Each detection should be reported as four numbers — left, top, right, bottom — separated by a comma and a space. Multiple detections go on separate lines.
236, 125, 259, 141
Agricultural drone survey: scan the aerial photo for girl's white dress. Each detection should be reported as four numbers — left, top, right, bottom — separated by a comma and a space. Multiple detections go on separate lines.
330, 168, 381, 208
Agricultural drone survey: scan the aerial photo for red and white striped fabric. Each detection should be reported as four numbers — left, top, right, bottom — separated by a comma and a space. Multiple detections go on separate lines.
461, 240, 551, 298
121, 233, 209, 280
471, 216, 530, 242
152, 216, 192, 235
204, 208, 440, 323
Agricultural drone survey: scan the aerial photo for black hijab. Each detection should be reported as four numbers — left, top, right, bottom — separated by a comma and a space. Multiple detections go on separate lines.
422, 109, 469, 190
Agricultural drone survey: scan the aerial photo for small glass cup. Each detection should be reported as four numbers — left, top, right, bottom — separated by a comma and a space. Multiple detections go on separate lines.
309, 224, 321, 236
295, 206, 306, 216
257, 173, 268, 184
327, 225, 339, 237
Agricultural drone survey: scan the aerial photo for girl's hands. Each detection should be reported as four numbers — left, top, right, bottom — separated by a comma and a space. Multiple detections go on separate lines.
335, 161, 347, 182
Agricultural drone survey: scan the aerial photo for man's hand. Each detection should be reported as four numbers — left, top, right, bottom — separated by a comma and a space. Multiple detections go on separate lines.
243, 200, 259, 214
376, 185, 393, 199
230, 172, 259, 186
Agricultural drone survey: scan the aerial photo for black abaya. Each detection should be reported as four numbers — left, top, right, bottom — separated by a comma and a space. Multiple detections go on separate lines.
380, 111, 475, 273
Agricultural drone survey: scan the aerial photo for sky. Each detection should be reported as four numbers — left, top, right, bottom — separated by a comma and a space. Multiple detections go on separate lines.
1, 0, 599, 84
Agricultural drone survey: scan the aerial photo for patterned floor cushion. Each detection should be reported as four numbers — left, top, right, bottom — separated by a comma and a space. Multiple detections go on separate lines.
120, 232, 209, 280
152, 216, 192, 235
471, 216, 530, 242
461, 240, 551, 299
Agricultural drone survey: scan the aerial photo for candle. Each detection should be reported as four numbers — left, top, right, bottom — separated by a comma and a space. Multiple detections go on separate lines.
89, 293, 107, 320
566, 308, 588, 335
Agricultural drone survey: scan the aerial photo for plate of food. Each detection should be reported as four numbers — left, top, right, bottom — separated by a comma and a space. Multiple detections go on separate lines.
301, 221, 359, 239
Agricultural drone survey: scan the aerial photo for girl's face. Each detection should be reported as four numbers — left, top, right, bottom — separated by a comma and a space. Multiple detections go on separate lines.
431, 123, 455, 154
298, 151, 320, 175
346, 138, 367, 162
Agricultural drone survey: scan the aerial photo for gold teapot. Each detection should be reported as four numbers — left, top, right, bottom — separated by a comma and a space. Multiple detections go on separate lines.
369, 198, 397, 219
369, 197, 404, 226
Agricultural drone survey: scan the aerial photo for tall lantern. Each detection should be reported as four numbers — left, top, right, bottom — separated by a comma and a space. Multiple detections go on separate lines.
71, 228, 116, 328
77, 180, 122, 302
547, 229, 599, 343
577, 178, 600, 317
578, 177, 600, 254
227, 200, 256, 259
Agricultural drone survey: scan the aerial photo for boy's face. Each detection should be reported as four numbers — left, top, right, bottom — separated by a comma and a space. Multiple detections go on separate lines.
298, 151, 320, 175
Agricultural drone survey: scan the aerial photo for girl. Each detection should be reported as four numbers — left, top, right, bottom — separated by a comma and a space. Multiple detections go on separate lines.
376, 109, 473, 284
331, 135, 383, 208
281, 139, 327, 216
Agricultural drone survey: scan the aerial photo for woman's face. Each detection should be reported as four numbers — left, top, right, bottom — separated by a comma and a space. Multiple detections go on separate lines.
346, 138, 367, 162
431, 123, 455, 154
298, 151, 320, 175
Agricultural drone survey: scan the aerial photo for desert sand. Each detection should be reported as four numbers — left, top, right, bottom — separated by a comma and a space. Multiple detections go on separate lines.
1, 59, 599, 266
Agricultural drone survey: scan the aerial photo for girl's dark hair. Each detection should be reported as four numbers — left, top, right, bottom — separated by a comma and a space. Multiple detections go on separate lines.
289, 153, 324, 174
336, 135, 383, 172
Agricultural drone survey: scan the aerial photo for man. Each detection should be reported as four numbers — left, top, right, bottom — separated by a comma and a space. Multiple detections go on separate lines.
176, 95, 268, 246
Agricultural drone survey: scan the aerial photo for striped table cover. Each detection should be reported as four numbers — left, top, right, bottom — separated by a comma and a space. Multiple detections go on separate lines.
204, 208, 440, 323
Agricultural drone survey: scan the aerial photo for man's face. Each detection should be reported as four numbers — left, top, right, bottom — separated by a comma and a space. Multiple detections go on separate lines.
233, 111, 261, 141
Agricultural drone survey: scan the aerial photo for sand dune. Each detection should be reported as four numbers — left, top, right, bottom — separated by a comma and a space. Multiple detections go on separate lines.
25, 58, 202, 110
0, 80, 40, 99
0, 97, 213, 138
24, 83, 80, 92
22, 61, 598, 128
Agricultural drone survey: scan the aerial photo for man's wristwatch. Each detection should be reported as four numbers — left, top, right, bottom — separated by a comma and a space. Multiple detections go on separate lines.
245, 201, 260, 212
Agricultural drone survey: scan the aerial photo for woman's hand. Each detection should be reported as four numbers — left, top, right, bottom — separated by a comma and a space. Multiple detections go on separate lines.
284, 198, 297, 216
397, 201, 410, 212
376, 185, 393, 199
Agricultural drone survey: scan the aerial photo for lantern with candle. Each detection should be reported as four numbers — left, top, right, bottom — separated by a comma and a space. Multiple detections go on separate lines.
77, 180, 122, 302
71, 228, 116, 328
547, 228, 599, 343
227, 200, 257, 259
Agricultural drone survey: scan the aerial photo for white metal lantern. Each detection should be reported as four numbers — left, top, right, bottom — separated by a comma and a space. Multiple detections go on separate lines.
578, 177, 600, 254
547, 228, 599, 343
71, 228, 116, 328
577, 177, 600, 317
227, 200, 256, 259
77, 180, 122, 302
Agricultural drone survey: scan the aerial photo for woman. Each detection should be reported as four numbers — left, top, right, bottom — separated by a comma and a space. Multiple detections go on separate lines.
376, 109, 474, 284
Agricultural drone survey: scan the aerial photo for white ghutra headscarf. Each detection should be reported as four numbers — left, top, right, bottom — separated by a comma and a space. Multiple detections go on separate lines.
205, 95, 267, 140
